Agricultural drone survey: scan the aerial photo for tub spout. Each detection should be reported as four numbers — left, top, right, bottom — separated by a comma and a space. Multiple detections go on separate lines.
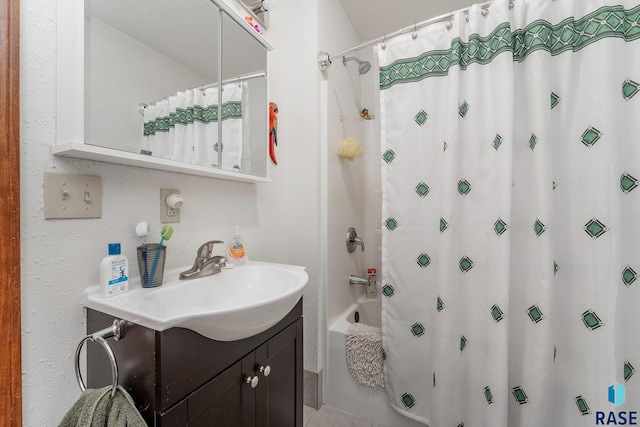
349, 275, 370, 286
350, 274, 377, 298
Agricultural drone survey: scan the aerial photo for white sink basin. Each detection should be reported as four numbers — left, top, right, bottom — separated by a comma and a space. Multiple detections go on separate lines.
84, 261, 308, 341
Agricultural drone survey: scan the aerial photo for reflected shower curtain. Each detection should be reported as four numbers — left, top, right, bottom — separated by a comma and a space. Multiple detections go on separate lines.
378, 0, 640, 425
141, 83, 245, 168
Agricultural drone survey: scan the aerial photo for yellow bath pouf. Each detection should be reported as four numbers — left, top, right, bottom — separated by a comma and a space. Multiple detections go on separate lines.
337, 137, 364, 161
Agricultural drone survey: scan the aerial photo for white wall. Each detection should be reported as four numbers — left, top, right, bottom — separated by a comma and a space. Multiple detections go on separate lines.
318, 0, 386, 409
262, 0, 322, 377
318, 0, 383, 328
318, 0, 367, 332
20, 0, 321, 425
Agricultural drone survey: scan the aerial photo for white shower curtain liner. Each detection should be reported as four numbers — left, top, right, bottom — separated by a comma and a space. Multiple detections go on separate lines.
378, 0, 640, 425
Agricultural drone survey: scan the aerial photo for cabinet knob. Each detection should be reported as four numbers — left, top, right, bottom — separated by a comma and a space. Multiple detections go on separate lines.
259, 365, 271, 377
245, 375, 259, 388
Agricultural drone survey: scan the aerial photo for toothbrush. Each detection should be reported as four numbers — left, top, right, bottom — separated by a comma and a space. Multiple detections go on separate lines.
158, 224, 173, 246
149, 225, 173, 285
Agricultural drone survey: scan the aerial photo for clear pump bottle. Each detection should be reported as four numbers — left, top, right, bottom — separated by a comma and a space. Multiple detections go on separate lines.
228, 226, 247, 265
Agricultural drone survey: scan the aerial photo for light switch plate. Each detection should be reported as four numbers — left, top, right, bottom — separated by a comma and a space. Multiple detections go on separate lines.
160, 189, 180, 223
44, 172, 102, 219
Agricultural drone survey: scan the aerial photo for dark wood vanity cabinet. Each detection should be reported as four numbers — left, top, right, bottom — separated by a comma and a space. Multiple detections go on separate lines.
86, 299, 303, 427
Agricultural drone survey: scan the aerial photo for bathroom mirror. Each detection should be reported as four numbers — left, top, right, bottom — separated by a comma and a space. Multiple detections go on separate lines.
55, 0, 272, 182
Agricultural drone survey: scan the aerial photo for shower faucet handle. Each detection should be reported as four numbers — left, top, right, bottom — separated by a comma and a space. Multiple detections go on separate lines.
346, 227, 365, 253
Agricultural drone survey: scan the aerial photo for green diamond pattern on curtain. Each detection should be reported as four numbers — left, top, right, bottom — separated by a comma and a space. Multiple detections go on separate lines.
484, 386, 494, 404
440, 218, 449, 233
457, 179, 472, 195
625, 360, 635, 382
581, 126, 603, 147
491, 304, 505, 322
459, 101, 470, 117
382, 149, 396, 164
584, 218, 609, 239
620, 172, 639, 193
494, 218, 508, 236
575, 395, 592, 415
622, 266, 638, 286
378, 1, 640, 426
512, 386, 529, 405
623, 79, 640, 100
492, 134, 504, 150
416, 182, 430, 197
415, 110, 429, 126
382, 283, 395, 297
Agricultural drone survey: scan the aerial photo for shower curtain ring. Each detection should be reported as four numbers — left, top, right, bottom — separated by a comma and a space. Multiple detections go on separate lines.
446, 14, 453, 30
481, 7, 489, 17
508, 1, 514, 9
381, 35, 387, 50
412, 23, 418, 40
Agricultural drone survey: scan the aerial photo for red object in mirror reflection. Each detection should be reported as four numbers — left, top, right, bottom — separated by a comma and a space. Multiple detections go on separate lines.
269, 102, 278, 165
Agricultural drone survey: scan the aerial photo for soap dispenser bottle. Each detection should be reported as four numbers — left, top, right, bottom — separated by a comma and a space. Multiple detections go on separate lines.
100, 243, 129, 297
228, 226, 247, 265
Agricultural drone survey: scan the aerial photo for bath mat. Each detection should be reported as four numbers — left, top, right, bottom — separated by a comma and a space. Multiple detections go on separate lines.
345, 323, 385, 390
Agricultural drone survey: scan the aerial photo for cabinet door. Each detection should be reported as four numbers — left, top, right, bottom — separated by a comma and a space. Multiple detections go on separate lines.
188, 355, 256, 427
255, 320, 303, 427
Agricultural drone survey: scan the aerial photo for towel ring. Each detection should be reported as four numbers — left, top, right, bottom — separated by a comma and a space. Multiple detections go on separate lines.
75, 320, 123, 399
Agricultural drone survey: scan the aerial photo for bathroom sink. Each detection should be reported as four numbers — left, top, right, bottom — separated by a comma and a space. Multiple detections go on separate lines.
84, 261, 308, 341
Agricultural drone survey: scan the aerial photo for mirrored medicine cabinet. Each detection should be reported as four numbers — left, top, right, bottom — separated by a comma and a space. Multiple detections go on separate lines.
54, 0, 272, 183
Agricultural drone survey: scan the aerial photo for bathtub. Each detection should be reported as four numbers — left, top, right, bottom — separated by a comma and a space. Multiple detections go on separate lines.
325, 297, 425, 427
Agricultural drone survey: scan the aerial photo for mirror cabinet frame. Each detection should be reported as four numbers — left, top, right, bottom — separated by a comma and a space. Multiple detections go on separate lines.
54, 0, 272, 183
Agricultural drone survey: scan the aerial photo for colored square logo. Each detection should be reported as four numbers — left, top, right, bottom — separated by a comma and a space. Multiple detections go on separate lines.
608, 382, 625, 407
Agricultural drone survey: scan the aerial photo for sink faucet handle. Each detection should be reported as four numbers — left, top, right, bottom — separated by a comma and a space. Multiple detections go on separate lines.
197, 240, 224, 259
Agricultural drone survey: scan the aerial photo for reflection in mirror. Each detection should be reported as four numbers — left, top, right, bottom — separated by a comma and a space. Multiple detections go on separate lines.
85, 0, 219, 157
221, 11, 268, 176
237, 0, 270, 30
84, 0, 269, 177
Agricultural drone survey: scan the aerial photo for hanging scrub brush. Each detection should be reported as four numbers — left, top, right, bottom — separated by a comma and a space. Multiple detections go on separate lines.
337, 115, 364, 161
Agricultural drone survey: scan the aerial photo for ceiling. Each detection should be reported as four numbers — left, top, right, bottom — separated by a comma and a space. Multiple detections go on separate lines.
339, 0, 482, 42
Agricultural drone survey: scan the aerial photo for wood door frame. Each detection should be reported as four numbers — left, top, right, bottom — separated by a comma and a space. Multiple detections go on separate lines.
0, 0, 22, 425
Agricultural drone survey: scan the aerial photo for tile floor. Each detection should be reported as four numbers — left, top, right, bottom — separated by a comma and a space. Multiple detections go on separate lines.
303, 405, 388, 427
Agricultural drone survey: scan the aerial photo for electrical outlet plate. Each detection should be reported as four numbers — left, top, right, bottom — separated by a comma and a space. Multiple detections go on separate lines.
160, 189, 180, 223
44, 172, 102, 219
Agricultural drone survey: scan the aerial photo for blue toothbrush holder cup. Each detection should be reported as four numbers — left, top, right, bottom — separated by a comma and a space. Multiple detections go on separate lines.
137, 243, 166, 288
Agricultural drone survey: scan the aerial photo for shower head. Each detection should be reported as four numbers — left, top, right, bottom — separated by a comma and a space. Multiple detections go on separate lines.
342, 56, 371, 75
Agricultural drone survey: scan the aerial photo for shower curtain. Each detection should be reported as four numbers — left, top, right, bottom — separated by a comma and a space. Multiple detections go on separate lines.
378, 0, 640, 425
141, 83, 245, 168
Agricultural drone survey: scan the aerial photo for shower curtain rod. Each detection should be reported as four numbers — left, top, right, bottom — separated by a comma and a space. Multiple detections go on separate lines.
137, 71, 266, 115
199, 70, 267, 90
318, 0, 510, 71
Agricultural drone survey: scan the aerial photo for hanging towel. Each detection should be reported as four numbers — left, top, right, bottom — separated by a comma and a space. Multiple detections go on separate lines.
345, 323, 385, 390
58, 385, 147, 427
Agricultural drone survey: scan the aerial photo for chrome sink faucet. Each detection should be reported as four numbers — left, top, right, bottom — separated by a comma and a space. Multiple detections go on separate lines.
179, 240, 227, 280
